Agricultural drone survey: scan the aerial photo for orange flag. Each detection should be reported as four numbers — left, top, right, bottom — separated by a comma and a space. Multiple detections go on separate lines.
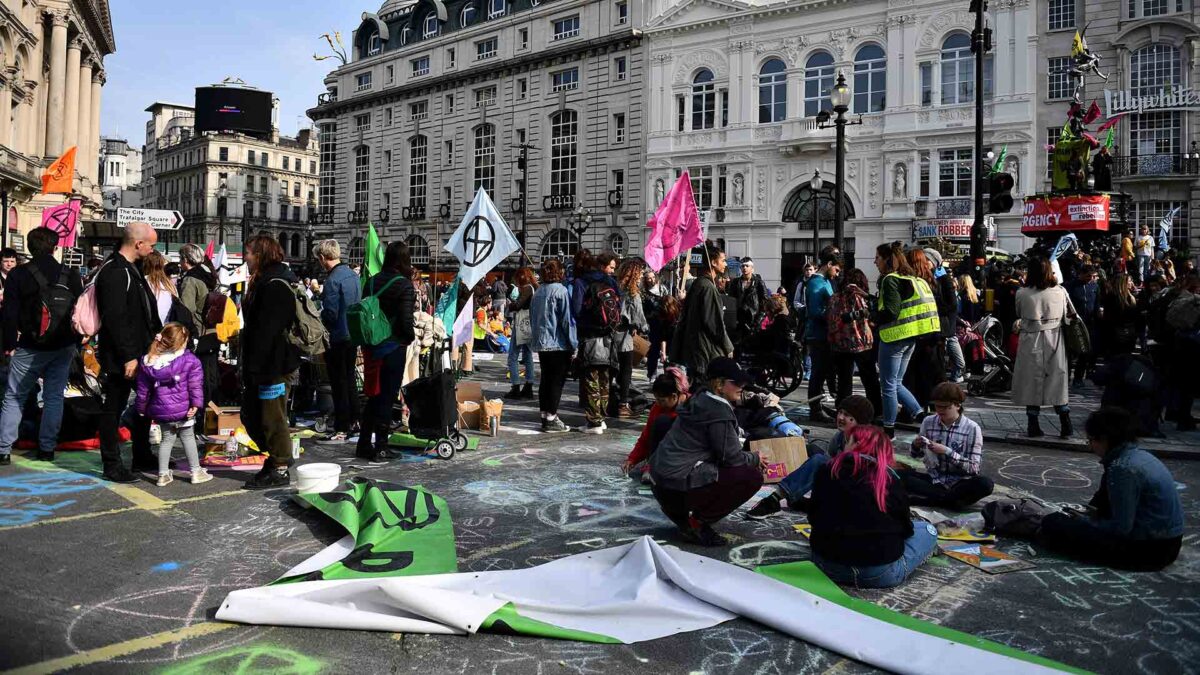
41, 146, 76, 195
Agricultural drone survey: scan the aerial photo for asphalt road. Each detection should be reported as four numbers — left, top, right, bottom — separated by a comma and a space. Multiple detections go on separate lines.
0, 369, 1197, 675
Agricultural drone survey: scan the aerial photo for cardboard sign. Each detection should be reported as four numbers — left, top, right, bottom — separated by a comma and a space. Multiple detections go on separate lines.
750, 436, 808, 484
205, 402, 242, 437
1021, 194, 1111, 234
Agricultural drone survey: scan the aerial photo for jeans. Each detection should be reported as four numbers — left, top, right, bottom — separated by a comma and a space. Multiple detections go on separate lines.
242, 377, 293, 467
945, 337, 966, 380
777, 453, 830, 503
807, 340, 836, 410
1135, 254, 1150, 284
99, 372, 153, 473
613, 350, 635, 408
832, 349, 882, 416
157, 422, 200, 474
878, 338, 921, 427
1037, 512, 1182, 572
507, 342, 536, 386
358, 348, 406, 456
900, 470, 995, 510
652, 464, 764, 528
0, 345, 76, 454
325, 340, 360, 433
813, 521, 938, 588
537, 351, 572, 416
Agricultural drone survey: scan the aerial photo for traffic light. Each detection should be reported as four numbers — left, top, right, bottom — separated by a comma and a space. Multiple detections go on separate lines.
988, 171, 1015, 213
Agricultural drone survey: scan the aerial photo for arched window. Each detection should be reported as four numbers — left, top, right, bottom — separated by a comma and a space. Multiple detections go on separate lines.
407, 235, 431, 265
691, 69, 715, 130
461, 4, 476, 26
277, 231, 288, 252
353, 146, 370, 212
758, 59, 787, 123
488, 0, 506, 19
409, 135, 428, 209
473, 124, 495, 194
366, 30, 382, 56
347, 236, 365, 266
853, 44, 886, 113
608, 231, 627, 257
400, 26, 411, 45
941, 33, 973, 104
291, 233, 302, 257
804, 51, 834, 117
1131, 44, 1182, 157
423, 13, 439, 38
540, 228, 580, 261
550, 110, 578, 196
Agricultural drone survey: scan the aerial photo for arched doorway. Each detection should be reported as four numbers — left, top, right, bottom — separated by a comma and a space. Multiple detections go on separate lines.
780, 181, 856, 301
539, 228, 580, 262
406, 234, 431, 265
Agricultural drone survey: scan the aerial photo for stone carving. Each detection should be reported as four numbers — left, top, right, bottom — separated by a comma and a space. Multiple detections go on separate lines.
918, 110, 931, 123
755, 36, 806, 65
775, 167, 786, 184
654, 178, 665, 206
753, 126, 782, 140
892, 163, 907, 200
1006, 156, 1020, 194
869, 161, 880, 209
686, 132, 714, 146
651, 54, 673, 64
673, 49, 726, 84
827, 28, 859, 59
886, 14, 917, 28
918, 11, 971, 49
847, 160, 858, 181
756, 171, 766, 213
729, 40, 754, 53
732, 173, 745, 205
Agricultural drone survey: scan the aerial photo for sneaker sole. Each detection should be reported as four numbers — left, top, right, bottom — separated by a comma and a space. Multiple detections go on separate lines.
582, 428, 604, 435
744, 510, 782, 521
191, 475, 214, 485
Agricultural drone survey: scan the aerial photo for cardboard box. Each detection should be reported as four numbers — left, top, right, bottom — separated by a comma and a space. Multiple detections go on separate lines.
456, 382, 483, 430
750, 436, 809, 483
205, 402, 242, 437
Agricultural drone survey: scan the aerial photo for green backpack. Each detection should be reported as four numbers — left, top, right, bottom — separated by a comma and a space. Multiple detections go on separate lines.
271, 278, 329, 357
347, 276, 400, 347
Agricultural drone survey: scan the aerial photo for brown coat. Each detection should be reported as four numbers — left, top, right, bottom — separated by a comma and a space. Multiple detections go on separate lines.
1011, 286, 1074, 407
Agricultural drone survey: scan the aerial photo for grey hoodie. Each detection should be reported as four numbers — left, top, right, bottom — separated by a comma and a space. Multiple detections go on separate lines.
650, 389, 759, 491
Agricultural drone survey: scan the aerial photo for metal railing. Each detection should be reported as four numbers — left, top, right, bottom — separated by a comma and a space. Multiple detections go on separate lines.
1112, 153, 1200, 178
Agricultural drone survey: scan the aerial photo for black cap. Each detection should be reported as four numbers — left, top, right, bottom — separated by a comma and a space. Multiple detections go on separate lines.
706, 357, 751, 385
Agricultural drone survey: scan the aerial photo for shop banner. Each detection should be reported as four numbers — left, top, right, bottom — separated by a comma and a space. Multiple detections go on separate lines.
1021, 194, 1111, 234
911, 218, 974, 241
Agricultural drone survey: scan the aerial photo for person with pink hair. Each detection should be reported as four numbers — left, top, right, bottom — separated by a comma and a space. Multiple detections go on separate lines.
807, 425, 938, 588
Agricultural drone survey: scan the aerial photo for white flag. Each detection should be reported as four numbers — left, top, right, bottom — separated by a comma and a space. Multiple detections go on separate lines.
444, 188, 520, 289
452, 296, 475, 348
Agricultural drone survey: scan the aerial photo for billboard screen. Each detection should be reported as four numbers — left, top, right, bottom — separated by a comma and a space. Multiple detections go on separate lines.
194, 87, 272, 136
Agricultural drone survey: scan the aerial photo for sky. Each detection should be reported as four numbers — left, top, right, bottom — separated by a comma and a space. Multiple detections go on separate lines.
102, 0, 368, 144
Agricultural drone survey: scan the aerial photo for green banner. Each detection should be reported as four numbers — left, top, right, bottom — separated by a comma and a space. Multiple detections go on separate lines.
276, 477, 457, 584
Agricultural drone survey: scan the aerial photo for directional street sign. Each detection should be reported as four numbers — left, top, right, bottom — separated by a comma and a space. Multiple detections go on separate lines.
117, 208, 185, 231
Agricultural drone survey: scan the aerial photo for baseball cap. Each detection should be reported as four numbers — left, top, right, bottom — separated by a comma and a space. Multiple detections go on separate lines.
706, 357, 752, 385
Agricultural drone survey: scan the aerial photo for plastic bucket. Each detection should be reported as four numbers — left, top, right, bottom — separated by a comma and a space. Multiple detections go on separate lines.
294, 463, 342, 494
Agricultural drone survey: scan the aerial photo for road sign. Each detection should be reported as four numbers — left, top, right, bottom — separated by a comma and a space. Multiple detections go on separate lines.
117, 208, 185, 231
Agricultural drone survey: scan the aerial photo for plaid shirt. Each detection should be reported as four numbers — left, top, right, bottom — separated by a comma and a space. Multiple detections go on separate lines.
917, 414, 983, 486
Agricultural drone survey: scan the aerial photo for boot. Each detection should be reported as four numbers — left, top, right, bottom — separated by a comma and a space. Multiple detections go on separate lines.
1059, 411, 1073, 438
883, 426, 895, 439
520, 382, 534, 399
1027, 415, 1045, 438
504, 385, 523, 399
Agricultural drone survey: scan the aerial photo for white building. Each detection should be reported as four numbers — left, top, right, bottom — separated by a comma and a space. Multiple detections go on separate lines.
644, 0, 1039, 290
98, 136, 141, 217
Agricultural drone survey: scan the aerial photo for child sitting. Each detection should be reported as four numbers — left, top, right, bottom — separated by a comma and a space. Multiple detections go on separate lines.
135, 323, 211, 487
621, 368, 689, 482
901, 382, 994, 510
808, 425, 938, 589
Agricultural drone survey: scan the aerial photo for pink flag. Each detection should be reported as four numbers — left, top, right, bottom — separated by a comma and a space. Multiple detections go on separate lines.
452, 296, 475, 348
644, 172, 704, 272
1096, 113, 1126, 132
40, 199, 82, 248
205, 241, 215, 260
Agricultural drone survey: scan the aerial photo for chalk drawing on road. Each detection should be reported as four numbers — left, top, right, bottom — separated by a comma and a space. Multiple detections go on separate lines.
463, 480, 538, 506
997, 453, 1094, 489
160, 644, 323, 674
0, 498, 77, 526
727, 540, 809, 568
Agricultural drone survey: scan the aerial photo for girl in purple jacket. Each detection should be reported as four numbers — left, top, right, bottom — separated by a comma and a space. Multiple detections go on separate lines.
136, 323, 211, 487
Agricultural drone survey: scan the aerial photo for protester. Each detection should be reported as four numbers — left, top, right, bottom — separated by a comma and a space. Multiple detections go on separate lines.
646, 292, 679, 382
873, 242, 936, 438
924, 249, 962, 384
805, 247, 842, 421
0, 228, 84, 465
176, 244, 221, 403
96, 222, 162, 483
1120, 230, 1134, 276
957, 274, 983, 325
745, 394, 874, 519
135, 323, 211, 487
1012, 256, 1074, 438
570, 250, 620, 434
1135, 225, 1154, 284
901, 382, 994, 510
530, 258, 575, 433
670, 241, 733, 382
792, 262, 816, 316
649, 357, 763, 546
0, 247, 17, 305
715, 273, 740, 344
621, 367, 689, 481
828, 268, 881, 415
808, 425, 938, 588
1065, 264, 1100, 386
502, 266, 538, 400
613, 258, 649, 417
314, 239, 361, 443
356, 241, 416, 462
903, 248, 946, 412
240, 235, 300, 488
143, 251, 178, 328
1100, 273, 1139, 356
730, 257, 769, 339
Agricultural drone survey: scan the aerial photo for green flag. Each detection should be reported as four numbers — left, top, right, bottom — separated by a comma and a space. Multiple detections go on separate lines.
990, 145, 1008, 175
364, 223, 385, 280
1104, 127, 1115, 149
1059, 123, 1074, 142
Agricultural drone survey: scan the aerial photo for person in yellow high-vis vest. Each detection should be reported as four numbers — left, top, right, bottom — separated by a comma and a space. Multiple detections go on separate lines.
872, 243, 941, 437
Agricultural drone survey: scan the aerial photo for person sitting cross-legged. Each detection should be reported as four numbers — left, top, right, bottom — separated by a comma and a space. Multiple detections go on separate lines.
899, 382, 994, 510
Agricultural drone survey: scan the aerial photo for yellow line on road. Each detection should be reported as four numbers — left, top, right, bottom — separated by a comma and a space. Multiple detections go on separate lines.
2, 622, 239, 675
0, 485, 253, 532
9, 454, 168, 509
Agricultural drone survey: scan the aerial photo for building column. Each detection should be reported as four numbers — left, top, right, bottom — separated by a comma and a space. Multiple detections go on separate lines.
90, 72, 102, 183
63, 37, 82, 152
44, 10, 69, 156
28, 13, 45, 156
76, 58, 93, 182
0, 79, 11, 147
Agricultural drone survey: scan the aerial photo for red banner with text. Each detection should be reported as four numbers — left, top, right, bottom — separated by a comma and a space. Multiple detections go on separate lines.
1021, 194, 1111, 234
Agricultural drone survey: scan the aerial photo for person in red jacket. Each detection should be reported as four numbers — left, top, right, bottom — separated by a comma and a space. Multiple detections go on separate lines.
621, 368, 689, 481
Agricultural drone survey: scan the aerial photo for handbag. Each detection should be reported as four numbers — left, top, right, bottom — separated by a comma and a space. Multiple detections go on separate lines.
1063, 295, 1091, 357
514, 309, 532, 346
631, 334, 651, 365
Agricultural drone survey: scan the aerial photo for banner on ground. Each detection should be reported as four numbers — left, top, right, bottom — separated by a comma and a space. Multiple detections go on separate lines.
1021, 194, 1111, 235
444, 188, 520, 290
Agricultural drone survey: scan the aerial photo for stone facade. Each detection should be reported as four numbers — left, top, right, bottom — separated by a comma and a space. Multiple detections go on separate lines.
98, 135, 141, 219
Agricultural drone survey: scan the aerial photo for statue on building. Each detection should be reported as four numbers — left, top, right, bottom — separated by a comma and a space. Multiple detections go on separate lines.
892, 163, 907, 200
732, 173, 744, 205
314, 32, 349, 65
1067, 26, 1108, 102
654, 178, 666, 206
1005, 156, 1020, 195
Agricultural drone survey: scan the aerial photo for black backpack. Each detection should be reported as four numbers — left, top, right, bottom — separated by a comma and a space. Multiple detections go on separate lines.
26, 266, 78, 346
582, 280, 621, 336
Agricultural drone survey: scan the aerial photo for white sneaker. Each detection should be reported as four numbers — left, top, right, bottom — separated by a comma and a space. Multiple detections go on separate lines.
156, 472, 174, 487
190, 467, 214, 484
584, 422, 605, 435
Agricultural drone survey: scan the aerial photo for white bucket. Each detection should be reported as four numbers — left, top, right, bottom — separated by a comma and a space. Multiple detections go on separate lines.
294, 463, 342, 494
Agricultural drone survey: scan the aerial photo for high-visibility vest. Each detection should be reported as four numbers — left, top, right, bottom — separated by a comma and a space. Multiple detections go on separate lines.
877, 274, 941, 343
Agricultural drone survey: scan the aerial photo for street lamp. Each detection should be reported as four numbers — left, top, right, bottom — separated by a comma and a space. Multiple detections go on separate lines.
569, 204, 592, 246
809, 170, 823, 259
816, 71, 862, 253
217, 181, 228, 246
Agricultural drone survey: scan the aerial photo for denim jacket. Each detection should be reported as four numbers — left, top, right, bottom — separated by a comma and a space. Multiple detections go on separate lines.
1091, 443, 1184, 540
319, 263, 362, 343
530, 282, 576, 352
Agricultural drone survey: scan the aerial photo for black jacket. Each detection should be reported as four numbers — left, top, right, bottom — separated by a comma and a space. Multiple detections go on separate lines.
809, 459, 913, 567
1, 255, 84, 351
96, 253, 161, 374
366, 270, 416, 346
241, 262, 300, 383
669, 276, 733, 375
730, 274, 769, 325
935, 274, 958, 338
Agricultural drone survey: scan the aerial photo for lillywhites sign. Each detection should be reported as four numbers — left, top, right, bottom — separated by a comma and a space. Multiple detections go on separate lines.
1021, 194, 1111, 234
1105, 88, 1200, 116
912, 218, 973, 241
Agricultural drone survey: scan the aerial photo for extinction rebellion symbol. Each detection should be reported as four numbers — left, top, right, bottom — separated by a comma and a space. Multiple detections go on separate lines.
462, 216, 495, 267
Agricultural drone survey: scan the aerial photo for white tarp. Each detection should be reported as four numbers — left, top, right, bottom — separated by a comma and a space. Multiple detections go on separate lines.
218, 537, 1061, 674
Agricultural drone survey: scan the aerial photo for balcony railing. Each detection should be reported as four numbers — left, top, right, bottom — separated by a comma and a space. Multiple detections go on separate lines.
543, 193, 575, 211
0, 147, 43, 191
1112, 153, 1200, 178
402, 205, 426, 221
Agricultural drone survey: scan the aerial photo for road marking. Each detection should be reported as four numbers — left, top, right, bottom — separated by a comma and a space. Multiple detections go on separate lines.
9, 454, 168, 510
0, 487, 253, 532
3, 622, 238, 675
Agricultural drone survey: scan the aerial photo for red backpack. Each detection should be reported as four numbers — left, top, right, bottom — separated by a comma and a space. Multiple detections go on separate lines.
827, 288, 873, 353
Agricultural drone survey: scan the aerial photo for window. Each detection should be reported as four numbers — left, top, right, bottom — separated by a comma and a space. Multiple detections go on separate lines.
518, 78, 528, 99
294, 205, 302, 222
691, 69, 715, 130
1135, 201, 1189, 249
540, 228, 580, 261
258, 201, 267, 218
758, 58, 787, 123
423, 13, 439, 38
261, 152, 269, 167
367, 30, 382, 56
553, 16, 580, 40
280, 180, 288, 196
319, 123, 336, 213
721, 90, 729, 127
612, 170, 625, 202
550, 110, 578, 196
259, 176, 268, 193
614, 113, 626, 144
310, 160, 317, 174
448, 48, 456, 68
488, 0, 505, 19
938, 149, 974, 198
410, 136, 428, 209
1128, 0, 1175, 18
385, 65, 394, 85
804, 51, 834, 117
355, 113, 371, 131
616, 0, 628, 24
354, 146, 370, 211
412, 56, 430, 77
689, 166, 713, 209
282, 156, 290, 171
248, 150, 256, 164
407, 235, 431, 265
461, 3, 476, 25
400, 26, 411, 45
552, 67, 579, 92
1047, 57, 1072, 100
1131, 44, 1182, 156
384, 149, 392, 170
853, 44, 886, 113
445, 140, 453, 165
919, 63, 933, 107
219, 147, 228, 161
477, 37, 498, 60
411, 100, 428, 120
520, 28, 529, 50
355, 72, 373, 92
676, 95, 685, 132
473, 124, 496, 194
941, 34, 973, 104
475, 86, 497, 107
919, 151, 930, 198
615, 56, 627, 81
293, 182, 300, 198
385, 107, 394, 127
